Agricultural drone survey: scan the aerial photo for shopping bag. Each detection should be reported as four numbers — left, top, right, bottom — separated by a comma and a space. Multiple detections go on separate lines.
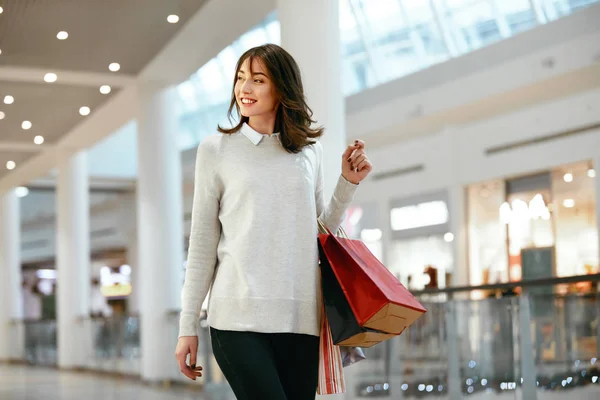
317, 301, 346, 395
316, 220, 366, 395
340, 345, 366, 367
318, 226, 427, 347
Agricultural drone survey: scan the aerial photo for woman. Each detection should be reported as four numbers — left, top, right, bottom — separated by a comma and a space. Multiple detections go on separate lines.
175, 43, 372, 399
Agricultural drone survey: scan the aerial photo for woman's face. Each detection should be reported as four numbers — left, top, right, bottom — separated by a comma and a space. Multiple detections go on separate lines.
235, 57, 279, 120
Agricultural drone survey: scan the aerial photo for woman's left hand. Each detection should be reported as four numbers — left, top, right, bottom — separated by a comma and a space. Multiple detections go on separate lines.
341, 139, 373, 185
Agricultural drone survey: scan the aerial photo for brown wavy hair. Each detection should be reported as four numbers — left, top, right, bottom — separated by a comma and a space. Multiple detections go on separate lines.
218, 44, 323, 153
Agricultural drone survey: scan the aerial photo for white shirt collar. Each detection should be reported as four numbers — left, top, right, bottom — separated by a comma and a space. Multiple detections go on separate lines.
240, 122, 279, 146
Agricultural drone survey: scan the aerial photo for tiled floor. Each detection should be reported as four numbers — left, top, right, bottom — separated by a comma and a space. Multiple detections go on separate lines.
0, 364, 214, 400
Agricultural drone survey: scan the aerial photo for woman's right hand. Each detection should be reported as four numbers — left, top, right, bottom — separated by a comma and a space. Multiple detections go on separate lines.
175, 336, 203, 380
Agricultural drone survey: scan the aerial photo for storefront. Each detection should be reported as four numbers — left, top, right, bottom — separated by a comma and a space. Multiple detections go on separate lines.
467, 160, 598, 291
345, 192, 456, 291
21, 249, 133, 319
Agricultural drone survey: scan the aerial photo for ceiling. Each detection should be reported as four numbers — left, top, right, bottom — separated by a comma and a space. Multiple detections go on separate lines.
0, 0, 207, 74
0, 80, 116, 144
0, 0, 208, 181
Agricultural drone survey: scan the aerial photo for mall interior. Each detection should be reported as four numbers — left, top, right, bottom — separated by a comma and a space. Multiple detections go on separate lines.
1, 0, 600, 399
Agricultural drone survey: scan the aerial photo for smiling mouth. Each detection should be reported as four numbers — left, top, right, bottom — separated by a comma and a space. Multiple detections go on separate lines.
240, 98, 257, 105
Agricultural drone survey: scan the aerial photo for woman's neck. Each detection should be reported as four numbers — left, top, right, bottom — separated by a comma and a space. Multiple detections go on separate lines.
248, 115, 276, 135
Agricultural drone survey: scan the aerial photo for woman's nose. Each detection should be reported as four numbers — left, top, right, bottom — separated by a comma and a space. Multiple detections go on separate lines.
241, 82, 252, 93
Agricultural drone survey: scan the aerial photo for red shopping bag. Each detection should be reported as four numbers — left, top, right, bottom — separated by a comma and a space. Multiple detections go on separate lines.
318, 228, 426, 347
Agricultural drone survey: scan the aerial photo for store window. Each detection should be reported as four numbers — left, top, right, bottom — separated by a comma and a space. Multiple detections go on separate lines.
467, 180, 509, 285
342, 203, 382, 261
467, 161, 598, 288
553, 162, 599, 281
387, 192, 454, 290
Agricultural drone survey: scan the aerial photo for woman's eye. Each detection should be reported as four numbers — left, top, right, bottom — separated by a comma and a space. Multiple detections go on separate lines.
254, 79, 263, 83
236, 76, 243, 81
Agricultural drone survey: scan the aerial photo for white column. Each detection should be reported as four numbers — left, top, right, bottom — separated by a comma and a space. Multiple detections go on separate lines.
529, 0, 548, 24
126, 238, 140, 314
137, 83, 184, 381
120, 193, 139, 314
449, 185, 469, 288
0, 189, 24, 360
594, 156, 600, 268
278, 0, 346, 198
56, 151, 91, 368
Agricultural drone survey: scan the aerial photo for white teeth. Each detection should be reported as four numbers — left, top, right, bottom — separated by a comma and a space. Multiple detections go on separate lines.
242, 98, 256, 104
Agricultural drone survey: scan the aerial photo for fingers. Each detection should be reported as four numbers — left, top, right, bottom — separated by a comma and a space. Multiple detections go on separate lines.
354, 155, 368, 170
189, 345, 203, 378
190, 344, 197, 370
356, 157, 372, 172
348, 151, 366, 169
175, 346, 202, 381
342, 139, 365, 159
176, 351, 194, 380
342, 144, 356, 161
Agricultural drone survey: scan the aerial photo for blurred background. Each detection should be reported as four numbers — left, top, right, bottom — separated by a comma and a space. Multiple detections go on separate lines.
1, 0, 600, 399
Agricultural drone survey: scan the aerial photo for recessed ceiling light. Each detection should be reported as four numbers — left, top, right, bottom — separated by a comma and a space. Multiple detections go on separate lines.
16, 187, 29, 198
563, 173, 573, 182
79, 106, 91, 116
4, 95, 14, 104
588, 169, 596, 178
100, 85, 111, 94
22, 120, 32, 130
34, 135, 45, 145
0, 49, 2, 55
562, 199, 575, 208
57, 31, 69, 40
0, 111, 5, 120
167, 14, 180, 23
0, 7, 3, 14
109, 63, 120, 72
6, 161, 16, 170
44, 73, 58, 83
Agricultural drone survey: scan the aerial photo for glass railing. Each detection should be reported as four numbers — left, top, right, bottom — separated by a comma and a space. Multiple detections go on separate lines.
383, 275, 600, 399
86, 315, 141, 375
16, 275, 600, 399
17, 315, 141, 375
23, 319, 57, 366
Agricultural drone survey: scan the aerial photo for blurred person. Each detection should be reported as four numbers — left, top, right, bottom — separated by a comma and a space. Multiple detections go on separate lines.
41, 283, 57, 320
22, 280, 42, 320
90, 278, 113, 318
22, 280, 42, 361
90, 277, 113, 356
175, 44, 373, 399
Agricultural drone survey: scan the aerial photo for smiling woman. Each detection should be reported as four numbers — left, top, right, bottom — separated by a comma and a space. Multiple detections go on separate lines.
217, 44, 324, 153
175, 43, 373, 399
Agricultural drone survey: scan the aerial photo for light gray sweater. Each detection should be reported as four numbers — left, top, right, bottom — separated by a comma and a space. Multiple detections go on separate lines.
178, 123, 357, 337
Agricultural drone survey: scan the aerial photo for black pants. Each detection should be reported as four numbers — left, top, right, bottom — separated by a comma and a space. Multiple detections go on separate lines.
210, 327, 320, 400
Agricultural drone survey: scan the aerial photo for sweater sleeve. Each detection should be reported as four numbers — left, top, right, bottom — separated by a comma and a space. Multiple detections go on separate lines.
179, 140, 222, 337
314, 141, 358, 232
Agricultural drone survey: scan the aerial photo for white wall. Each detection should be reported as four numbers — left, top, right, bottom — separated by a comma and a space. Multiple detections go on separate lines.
354, 88, 600, 205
